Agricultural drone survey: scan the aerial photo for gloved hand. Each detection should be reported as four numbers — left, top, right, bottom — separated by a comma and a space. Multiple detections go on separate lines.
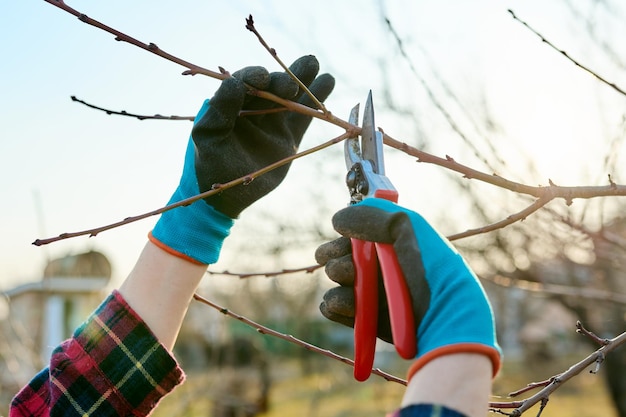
151, 55, 335, 265
315, 198, 501, 380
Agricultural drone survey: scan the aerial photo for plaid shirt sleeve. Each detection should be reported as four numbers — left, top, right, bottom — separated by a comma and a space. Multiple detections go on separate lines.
9, 290, 185, 417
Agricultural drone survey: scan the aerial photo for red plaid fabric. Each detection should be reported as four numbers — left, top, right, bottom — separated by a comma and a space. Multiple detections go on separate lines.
9, 291, 184, 417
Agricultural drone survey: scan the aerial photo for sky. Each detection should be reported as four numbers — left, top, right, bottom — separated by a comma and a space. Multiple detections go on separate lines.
2, 0, 626, 290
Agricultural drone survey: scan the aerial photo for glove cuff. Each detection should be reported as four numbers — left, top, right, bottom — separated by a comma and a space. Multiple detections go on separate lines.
406, 343, 502, 382
150, 193, 234, 265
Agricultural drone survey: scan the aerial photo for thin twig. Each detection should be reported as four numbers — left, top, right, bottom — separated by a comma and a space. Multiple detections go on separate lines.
58, 0, 312, 118
207, 264, 322, 279
490, 325, 626, 415
195, 291, 626, 414
44, 1, 346, 131
536, 398, 549, 417
71, 95, 287, 119
245, 15, 328, 115
33, 132, 352, 245
67, 96, 626, 236
71, 96, 194, 121
382, 16, 498, 172
192, 292, 407, 385
447, 197, 551, 241
43, 0, 225, 79
508, 378, 555, 398
576, 321, 610, 346
508, 9, 626, 98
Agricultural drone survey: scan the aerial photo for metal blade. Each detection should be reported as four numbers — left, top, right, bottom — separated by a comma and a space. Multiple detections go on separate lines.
344, 103, 361, 170
361, 91, 385, 175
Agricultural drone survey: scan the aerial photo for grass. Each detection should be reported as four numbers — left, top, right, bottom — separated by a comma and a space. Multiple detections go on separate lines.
152, 353, 618, 417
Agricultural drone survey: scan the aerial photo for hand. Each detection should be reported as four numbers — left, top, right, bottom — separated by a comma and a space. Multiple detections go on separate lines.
194, 55, 335, 218
151, 55, 334, 265
315, 198, 501, 378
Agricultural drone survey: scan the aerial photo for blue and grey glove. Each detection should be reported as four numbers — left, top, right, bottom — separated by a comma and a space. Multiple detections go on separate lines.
315, 198, 501, 379
151, 55, 335, 264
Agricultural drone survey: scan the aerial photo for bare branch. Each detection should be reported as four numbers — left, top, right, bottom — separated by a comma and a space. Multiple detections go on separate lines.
32, 125, 626, 246
71, 96, 194, 121
490, 325, 626, 415
447, 197, 551, 241
194, 289, 626, 415
382, 131, 626, 201
71, 95, 287, 119
207, 264, 322, 279
43, 0, 225, 79
192, 292, 407, 385
44, 1, 348, 132
576, 321, 610, 346
212, 260, 626, 306
508, 379, 554, 398
508, 9, 626, 98
33, 132, 352, 245
382, 16, 499, 172
244, 15, 328, 115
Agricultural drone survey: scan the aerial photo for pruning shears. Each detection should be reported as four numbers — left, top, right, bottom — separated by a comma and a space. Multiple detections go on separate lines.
345, 91, 417, 381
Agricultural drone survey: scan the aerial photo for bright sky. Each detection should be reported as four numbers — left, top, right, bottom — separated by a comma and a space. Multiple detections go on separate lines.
2, 0, 626, 290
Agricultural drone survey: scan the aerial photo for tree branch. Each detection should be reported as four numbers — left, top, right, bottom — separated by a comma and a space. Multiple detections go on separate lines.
447, 197, 551, 241
382, 131, 626, 201
508, 9, 626, 98
192, 292, 407, 385
71, 95, 285, 120
490, 325, 626, 415
33, 131, 352, 245
382, 15, 500, 172
194, 289, 626, 415
207, 264, 322, 279
245, 15, 328, 115
33, 126, 626, 245
43, 1, 348, 132
43, 0, 226, 79
70, 96, 194, 121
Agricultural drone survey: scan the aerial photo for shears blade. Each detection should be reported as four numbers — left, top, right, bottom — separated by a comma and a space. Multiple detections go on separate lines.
361, 91, 385, 176
345, 103, 361, 170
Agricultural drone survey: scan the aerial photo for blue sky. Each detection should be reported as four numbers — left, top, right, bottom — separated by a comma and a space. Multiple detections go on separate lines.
2, 0, 626, 289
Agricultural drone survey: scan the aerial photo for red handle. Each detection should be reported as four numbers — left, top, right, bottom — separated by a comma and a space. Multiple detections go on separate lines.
351, 238, 379, 381
352, 189, 416, 381
375, 243, 417, 359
